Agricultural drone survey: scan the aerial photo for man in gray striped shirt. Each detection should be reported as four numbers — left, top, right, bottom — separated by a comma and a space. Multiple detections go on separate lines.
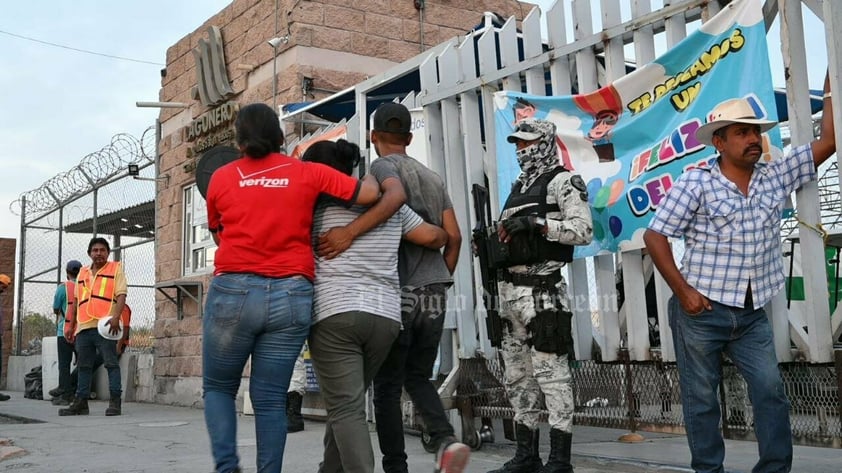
304, 139, 448, 473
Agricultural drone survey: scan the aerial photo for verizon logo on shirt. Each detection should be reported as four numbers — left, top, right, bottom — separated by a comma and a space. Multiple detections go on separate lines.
239, 176, 290, 188
237, 164, 290, 188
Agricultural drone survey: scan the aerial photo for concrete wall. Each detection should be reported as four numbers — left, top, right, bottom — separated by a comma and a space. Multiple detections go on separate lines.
152, 0, 526, 407
5, 355, 41, 392
9, 352, 154, 402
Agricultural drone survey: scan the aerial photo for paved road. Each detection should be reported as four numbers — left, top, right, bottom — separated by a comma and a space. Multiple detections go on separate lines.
0, 393, 839, 472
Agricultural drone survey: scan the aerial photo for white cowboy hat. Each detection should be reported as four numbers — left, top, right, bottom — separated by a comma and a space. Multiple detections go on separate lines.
695, 98, 777, 146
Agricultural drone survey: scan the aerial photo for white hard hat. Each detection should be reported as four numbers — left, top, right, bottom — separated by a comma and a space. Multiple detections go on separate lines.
97, 317, 124, 341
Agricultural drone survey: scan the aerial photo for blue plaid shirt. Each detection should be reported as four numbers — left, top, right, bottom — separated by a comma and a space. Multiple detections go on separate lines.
648, 144, 816, 308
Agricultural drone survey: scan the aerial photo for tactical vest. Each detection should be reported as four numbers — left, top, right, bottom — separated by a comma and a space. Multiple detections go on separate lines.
500, 167, 573, 266
76, 261, 121, 324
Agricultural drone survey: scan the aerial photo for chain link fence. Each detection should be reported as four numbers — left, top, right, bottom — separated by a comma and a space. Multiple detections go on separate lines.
10, 127, 157, 354
453, 353, 842, 449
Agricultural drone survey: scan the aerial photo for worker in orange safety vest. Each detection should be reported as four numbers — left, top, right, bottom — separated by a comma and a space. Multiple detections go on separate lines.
60, 237, 128, 417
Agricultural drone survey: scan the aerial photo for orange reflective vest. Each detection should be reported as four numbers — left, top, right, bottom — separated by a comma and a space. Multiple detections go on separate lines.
63, 280, 76, 317
76, 261, 122, 324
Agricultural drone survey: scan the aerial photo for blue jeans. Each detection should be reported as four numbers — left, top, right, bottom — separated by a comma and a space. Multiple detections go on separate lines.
57, 336, 75, 396
75, 328, 121, 399
669, 297, 792, 473
202, 273, 312, 473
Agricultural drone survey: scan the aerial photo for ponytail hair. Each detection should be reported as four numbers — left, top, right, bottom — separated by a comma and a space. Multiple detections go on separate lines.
235, 103, 285, 159
301, 139, 361, 176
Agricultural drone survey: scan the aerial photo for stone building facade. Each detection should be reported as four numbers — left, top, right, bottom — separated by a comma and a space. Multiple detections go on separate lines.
153, 0, 526, 405
0, 237, 16, 389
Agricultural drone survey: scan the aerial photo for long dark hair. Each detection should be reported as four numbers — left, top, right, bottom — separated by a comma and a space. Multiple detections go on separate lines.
235, 103, 285, 158
301, 139, 361, 176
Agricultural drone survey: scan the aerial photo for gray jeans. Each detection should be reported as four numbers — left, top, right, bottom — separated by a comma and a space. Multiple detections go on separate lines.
309, 311, 400, 473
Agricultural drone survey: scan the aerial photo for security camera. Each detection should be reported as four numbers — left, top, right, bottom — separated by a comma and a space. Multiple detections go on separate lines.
128, 164, 140, 176
267, 36, 289, 49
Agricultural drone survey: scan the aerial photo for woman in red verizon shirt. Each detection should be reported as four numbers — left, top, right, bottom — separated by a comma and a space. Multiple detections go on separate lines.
202, 103, 379, 473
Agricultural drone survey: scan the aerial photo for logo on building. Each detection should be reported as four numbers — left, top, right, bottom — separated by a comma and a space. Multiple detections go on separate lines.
191, 26, 234, 107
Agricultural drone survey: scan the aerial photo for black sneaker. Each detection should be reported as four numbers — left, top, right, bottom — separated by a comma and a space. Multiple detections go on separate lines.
0, 393, 10, 401
51, 396, 71, 406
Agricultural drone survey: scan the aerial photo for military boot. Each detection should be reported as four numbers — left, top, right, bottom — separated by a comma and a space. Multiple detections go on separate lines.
286, 391, 304, 432
106, 393, 122, 416
537, 429, 573, 473
487, 423, 542, 473
58, 397, 89, 416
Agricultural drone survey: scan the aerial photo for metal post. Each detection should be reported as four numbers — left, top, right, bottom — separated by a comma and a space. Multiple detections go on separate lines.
92, 187, 98, 237
833, 350, 842, 430
14, 197, 26, 355
622, 350, 638, 433
113, 234, 122, 263
272, 0, 279, 113
57, 207, 64, 284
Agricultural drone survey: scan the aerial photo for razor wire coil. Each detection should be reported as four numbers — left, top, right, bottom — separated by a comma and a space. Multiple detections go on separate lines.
10, 126, 155, 219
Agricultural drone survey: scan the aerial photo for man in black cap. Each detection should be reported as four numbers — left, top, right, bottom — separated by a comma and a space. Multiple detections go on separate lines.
49, 259, 83, 405
318, 102, 466, 473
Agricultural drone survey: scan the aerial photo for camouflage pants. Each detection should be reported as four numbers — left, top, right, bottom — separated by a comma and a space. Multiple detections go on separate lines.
498, 280, 574, 432
289, 346, 307, 395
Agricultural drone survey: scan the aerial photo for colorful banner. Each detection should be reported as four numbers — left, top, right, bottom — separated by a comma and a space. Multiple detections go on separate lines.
494, 0, 781, 257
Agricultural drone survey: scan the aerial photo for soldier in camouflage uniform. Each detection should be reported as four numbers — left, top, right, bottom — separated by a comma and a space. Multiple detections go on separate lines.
489, 118, 593, 473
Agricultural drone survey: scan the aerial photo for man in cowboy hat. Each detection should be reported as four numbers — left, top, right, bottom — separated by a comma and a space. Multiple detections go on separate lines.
644, 73, 836, 473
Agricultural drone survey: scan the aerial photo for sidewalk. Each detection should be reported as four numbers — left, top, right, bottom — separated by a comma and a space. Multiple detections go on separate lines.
0, 391, 838, 472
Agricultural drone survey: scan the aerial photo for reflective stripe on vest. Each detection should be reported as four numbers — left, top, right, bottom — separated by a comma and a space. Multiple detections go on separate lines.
63, 280, 76, 317
76, 261, 120, 324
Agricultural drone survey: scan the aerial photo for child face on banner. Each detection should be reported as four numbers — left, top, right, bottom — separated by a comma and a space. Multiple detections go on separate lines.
513, 101, 537, 124
588, 111, 619, 141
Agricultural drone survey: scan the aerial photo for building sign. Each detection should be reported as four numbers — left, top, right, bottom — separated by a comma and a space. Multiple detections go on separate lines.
192, 26, 234, 107
185, 101, 239, 163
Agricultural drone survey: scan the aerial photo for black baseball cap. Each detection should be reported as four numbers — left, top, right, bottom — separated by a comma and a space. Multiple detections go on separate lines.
372, 102, 411, 133
66, 260, 83, 274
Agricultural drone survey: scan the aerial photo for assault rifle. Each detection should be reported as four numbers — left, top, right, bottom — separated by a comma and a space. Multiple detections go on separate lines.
471, 184, 504, 347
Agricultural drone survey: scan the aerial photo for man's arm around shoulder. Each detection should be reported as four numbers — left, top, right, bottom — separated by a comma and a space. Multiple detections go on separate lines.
441, 208, 462, 274
318, 176, 407, 259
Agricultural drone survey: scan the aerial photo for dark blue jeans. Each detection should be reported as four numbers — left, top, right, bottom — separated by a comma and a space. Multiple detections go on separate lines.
373, 284, 453, 473
57, 336, 74, 396
669, 297, 792, 473
202, 273, 312, 473
75, 328, 121, 399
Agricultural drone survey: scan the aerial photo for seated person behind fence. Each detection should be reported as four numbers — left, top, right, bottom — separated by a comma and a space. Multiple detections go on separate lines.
643, 74, 836, 473
286, 348, 307, 433
303, 139, 448, 473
